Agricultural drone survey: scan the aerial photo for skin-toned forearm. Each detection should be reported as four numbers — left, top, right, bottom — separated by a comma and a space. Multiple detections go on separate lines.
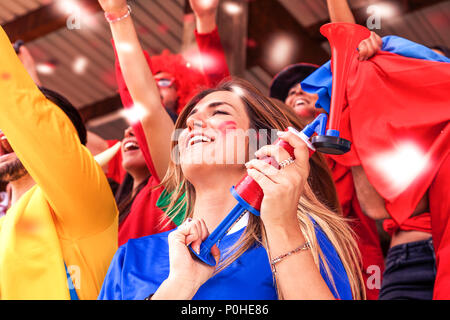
107, 13, 174, 180
264, 221, 335, 300
351, 166, 390, 220
190, 0, 219, 34
195, 13, 217, 34
326, 0, 356, 23
108, 15, 165, 119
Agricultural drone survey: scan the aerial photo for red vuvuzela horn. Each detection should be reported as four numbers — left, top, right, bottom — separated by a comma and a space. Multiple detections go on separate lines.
311, 23, 371, 155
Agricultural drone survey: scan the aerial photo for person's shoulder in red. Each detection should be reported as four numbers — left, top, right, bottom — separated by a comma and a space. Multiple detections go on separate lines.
118, 176, 176, 246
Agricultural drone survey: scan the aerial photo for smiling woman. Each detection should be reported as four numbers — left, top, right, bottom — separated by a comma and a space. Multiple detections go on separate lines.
99, 78, 365, 300
177, 91, 250, 172
96, 0, 363, 300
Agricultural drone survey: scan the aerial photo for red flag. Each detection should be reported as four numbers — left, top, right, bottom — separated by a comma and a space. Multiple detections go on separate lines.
331, 51, 450, 226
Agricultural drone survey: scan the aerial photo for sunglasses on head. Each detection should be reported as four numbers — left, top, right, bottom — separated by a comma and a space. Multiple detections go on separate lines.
156, 78, 175, 88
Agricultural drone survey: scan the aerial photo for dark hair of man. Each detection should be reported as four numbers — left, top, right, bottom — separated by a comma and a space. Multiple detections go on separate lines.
38, 87, 87, 146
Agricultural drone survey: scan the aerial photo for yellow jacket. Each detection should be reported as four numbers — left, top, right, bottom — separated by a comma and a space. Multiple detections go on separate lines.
0, 26, 118, 299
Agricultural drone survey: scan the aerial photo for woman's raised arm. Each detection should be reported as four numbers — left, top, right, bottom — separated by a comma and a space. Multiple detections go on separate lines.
98, 0, 174, 181
326, 0, 382, 61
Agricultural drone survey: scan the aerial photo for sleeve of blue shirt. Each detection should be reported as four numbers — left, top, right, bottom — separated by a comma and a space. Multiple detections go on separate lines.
301, 35, 450, 114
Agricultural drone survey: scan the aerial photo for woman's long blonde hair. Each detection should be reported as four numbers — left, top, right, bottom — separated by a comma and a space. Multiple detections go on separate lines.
159, 78, 365, 300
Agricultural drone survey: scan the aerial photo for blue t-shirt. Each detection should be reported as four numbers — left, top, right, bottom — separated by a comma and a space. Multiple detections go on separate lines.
98, 219, 353, 300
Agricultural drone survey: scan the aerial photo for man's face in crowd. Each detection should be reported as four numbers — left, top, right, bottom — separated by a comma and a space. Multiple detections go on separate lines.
154, 72, 178, 114
284, 83, 319, 121
0, 130, 27, 182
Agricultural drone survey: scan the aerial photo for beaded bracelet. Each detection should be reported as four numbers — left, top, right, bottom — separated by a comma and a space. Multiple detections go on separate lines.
270, 241, 311, 268
104, 5, 132, 23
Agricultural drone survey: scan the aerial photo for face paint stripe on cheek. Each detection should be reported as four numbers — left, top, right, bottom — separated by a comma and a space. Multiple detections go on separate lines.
218, 121, 238, 133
